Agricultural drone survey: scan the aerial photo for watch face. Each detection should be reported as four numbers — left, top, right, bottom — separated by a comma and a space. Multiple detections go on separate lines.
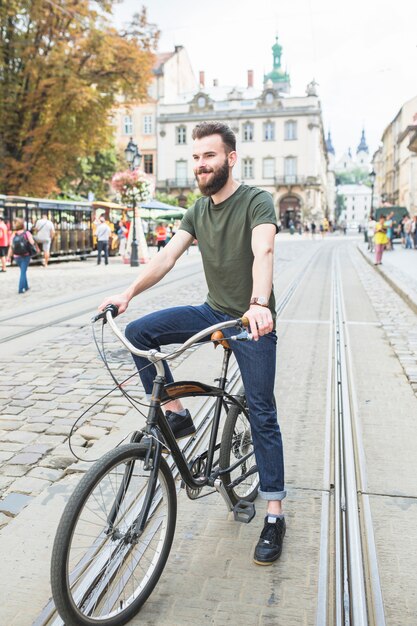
257, 296, 268, 305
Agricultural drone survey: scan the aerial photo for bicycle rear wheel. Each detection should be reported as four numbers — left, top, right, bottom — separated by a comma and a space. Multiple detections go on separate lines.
219, 387, 259, 505
51, 443, 176, 626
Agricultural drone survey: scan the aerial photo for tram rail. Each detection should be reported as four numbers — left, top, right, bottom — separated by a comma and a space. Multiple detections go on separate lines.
317, 251, 385, 626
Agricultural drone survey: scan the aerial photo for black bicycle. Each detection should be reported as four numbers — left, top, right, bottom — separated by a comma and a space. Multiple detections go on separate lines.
51, 305, 259, 626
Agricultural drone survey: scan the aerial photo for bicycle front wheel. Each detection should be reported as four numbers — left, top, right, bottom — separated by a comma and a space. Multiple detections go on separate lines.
51, 443, 176, 626
219, 387, 259, 505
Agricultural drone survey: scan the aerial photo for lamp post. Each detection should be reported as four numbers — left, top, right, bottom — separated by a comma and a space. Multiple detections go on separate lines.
124, 138, 142, 267
369, 169, 376, 220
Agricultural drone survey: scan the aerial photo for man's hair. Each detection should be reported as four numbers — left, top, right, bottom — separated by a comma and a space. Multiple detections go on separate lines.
192, 122, 236, 153
41, 213, 48, 218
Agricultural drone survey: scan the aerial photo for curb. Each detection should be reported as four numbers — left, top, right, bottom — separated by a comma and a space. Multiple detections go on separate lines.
357, 245, 417, 316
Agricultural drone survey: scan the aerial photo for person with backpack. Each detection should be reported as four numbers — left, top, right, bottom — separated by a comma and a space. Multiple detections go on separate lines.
7, 218, 36, 293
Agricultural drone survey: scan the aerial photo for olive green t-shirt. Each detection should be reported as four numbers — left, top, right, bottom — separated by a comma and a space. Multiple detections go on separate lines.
179, 184, 277, 319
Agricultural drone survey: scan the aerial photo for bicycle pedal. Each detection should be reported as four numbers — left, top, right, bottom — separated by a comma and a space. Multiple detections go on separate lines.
232, 500, 256, 524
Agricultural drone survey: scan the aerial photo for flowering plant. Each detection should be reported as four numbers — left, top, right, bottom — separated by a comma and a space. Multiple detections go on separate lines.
111, 169, 154, 205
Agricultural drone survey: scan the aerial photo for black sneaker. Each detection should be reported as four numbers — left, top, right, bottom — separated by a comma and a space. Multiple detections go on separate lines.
253, 515, 286, 566
166, 409, 196, 439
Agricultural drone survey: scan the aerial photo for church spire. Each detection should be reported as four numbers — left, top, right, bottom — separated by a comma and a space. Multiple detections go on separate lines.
357, 128, 369, 154
326, 131, 335, 155
263, 35, 291, 93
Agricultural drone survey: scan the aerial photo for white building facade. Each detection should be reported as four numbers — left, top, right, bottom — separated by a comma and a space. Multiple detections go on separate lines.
156, 39, 330, 226
337, 183, 376, 227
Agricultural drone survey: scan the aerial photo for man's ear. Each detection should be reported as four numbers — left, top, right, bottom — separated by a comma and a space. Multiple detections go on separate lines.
228, 151, 237, 167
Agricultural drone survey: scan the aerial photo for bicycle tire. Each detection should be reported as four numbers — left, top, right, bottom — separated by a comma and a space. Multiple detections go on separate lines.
51, 443, 176, 626
219, 387, 259, 505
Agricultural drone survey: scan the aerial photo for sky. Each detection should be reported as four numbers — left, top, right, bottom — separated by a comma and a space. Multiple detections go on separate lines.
113, 0, 417, 160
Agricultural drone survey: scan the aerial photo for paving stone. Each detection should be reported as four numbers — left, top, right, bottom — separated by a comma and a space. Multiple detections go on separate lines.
76, 425, 109, 440
1, 405, 25, 415
45, 424, 72, 436
9, 475, 51, 495
39, 455, 74, 470
0, 450, 14, 462
1, 431, 38, 444
23, 443, 54, 455
0, 476, 14, 491
0, 421, 21, 431
20, 423, 48, 433
0, 492, 33, 516
0, 512, 11, 528
7, 452, 43, 465
0, 465, 28, 477
27, 467, 64, 482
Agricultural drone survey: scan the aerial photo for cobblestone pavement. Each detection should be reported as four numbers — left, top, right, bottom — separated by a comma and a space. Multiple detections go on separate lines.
1, 237, 416, 625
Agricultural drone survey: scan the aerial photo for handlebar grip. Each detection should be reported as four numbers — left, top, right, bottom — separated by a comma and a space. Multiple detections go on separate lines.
241, 316, 249, 327
104, 304, 119, 319
92, 304, 119, 323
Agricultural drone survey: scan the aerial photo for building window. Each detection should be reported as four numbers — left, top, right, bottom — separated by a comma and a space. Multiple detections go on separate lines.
284, 120, 297, 140
176, 160, 188, 185
284, 157, 297, 182
243, 122, 254, 141
143, 154, 153, 174
123, 115, 133, 135
263, 158, 275, 179
242, 158, 254, 179
263, 121, 275, 141
143, 115, 153, 135
176, 126, 187, 145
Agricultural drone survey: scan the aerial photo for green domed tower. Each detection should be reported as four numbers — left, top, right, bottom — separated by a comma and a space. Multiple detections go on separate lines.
263, 36, 291, 93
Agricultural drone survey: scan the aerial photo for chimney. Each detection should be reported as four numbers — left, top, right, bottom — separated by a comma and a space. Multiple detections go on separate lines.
213, 79, 218, 87
199, 71, 205, 89
247, 70, 254, 88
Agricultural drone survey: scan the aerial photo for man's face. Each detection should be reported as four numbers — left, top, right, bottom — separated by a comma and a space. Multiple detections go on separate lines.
192, 134, 235, 196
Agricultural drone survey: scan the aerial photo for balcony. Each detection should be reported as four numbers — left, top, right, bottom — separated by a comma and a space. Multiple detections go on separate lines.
274, 175, 321, 188
157, 178, 196, 192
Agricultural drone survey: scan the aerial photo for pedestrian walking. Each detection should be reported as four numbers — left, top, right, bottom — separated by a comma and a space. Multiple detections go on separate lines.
7, 218, 36, 293
96, 215, 111, 265
99, 121, 286, 566
374, 214, 388, 265
34, 213, 55, 267
0, 215, 10, 272
412, 215, 417, 249
403, 215, 413, 249
367, 216, 376, 253
155, 223, 167, 251
116, 220, 128, 258
310, 221, 316, 239
384, 211, 394, 250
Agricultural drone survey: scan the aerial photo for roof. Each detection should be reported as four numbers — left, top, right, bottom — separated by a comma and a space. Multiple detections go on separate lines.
153, 52, 176, 75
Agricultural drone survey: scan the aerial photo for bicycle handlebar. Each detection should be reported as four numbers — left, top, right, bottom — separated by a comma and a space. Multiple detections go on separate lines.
95, 305, 251, 365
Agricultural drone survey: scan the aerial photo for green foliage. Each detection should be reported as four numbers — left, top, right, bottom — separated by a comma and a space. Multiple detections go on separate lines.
57, 148, 118, 200
155, 192, 179, 207
335, 193, 346, 221
185, 190, 202, 208
336, 168, 371, 185
0, 1, 159, 195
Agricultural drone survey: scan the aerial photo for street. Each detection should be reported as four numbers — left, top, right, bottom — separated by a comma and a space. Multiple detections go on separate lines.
1, 235, 417, 625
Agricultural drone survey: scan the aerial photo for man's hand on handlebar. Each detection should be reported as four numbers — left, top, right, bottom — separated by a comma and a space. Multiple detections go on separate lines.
98, 293, 130, 316
242, 305, 273, 341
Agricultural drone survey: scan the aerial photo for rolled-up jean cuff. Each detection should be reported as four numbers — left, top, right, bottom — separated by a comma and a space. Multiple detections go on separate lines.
259, 489, 287, 501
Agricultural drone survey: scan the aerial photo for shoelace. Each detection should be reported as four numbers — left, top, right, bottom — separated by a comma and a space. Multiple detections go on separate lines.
260, 521, 284, 544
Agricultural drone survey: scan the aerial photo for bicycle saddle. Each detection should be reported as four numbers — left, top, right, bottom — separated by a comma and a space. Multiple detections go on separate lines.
211, 330, 230, 349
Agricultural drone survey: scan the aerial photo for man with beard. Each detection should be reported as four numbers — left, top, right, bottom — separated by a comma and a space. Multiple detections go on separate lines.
98, 121, 285, 565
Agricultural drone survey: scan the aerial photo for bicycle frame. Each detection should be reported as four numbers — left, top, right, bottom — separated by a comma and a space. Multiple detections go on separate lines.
102, 309, 255, 534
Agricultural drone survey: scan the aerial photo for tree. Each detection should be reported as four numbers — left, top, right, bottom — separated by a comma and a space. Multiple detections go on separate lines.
58, 148, 118, 200
0, 1, 158, 196
155, 192, 179, 207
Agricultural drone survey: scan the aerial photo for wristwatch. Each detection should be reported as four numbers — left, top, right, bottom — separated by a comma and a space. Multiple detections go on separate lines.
249, 296, 269, 307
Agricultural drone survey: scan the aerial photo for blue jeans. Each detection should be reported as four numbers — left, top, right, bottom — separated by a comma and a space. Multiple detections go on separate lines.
15, 255, 30, 293
125, 303, 286, 500
97, 241, 109, 264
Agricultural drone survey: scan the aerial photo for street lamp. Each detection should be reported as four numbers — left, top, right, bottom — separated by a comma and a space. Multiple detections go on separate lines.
124, 138, 142, 267
369, 169, 376, 220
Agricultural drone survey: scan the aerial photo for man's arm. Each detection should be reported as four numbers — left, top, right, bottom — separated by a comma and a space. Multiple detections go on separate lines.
243, 223, 276, 341
98, 229, 194, 314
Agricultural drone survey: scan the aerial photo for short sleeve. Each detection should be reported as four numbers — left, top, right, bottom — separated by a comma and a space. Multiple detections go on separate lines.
250, 191, 278, 232
179, 204, 196, 238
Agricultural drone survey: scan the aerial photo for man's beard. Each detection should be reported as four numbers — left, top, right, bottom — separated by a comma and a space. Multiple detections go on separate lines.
194, 158, 230, 196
